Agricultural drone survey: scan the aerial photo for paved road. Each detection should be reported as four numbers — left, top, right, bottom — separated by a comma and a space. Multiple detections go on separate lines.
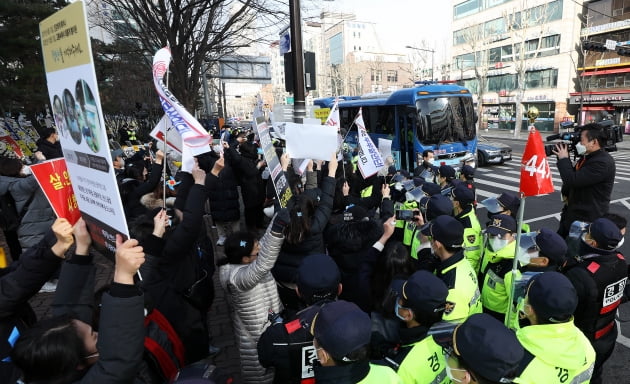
477, 134, 630, 383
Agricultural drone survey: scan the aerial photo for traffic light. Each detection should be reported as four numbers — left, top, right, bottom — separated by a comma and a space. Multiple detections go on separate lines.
616, 46, 630, 56
582, 41, 607, 52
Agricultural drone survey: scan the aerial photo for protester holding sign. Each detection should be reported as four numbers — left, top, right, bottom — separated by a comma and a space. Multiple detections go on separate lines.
272, 153, 337, 311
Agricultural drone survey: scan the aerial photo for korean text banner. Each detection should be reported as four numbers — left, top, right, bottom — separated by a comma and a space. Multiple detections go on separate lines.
30, 159, 81, 225
152, 47, 212, 149
254, 117, 292, 208
39, 1, 129, 254
355, 108, 384, 178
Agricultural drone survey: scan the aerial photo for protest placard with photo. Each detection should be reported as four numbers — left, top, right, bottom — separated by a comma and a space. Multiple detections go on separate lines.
40, 1, 128, 254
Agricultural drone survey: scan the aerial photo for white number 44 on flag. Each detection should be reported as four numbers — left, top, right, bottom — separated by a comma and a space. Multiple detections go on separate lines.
523, 155, 550, 179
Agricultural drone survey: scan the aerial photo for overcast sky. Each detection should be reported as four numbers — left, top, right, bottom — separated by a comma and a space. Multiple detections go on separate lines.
302, 0, 453, 60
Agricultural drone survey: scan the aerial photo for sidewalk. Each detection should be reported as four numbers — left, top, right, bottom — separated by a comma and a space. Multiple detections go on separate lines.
479, 128, 630, 150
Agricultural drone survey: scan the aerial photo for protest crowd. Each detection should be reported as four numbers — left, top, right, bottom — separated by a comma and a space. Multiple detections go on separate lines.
0, 116, 627, 384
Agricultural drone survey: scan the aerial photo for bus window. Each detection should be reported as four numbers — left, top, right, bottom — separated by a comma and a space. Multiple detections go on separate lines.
415, 97, 475, 145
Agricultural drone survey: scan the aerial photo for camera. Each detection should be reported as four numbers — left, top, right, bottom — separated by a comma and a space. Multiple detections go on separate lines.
544, 121, 623, 157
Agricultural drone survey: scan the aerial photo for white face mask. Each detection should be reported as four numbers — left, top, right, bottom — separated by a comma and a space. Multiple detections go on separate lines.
615, 236, 625, 249
489, 237, 509, 252
517, 249, 539, 265
21, 165, 31, 175
426, 158, 435, 165
575, 142, 587, 155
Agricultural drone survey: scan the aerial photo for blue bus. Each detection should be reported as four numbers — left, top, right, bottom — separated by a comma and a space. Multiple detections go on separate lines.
314, 82, 477, 172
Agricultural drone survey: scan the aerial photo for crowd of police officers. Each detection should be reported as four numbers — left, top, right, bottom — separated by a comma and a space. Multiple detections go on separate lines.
254, 122, 627, 384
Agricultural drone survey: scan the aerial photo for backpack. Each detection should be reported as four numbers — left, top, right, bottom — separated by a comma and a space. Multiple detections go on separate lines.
143, 308, 186, 382
0, 193, 25, 231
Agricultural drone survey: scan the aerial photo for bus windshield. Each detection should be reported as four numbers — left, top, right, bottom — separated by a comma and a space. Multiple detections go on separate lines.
415, 96, 475, 145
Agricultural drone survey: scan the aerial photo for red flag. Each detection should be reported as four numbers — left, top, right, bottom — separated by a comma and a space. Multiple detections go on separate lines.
520, 127, 554, 196
30, 159, 81, 225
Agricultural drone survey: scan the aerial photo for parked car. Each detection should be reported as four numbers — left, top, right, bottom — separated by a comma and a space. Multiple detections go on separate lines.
477, 138, 512, 166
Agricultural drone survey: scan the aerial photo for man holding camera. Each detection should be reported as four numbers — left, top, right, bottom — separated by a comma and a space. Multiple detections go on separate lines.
552, 124, 616, 238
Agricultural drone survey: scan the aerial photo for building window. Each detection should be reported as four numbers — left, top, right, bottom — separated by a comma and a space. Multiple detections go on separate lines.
371, 70, 382, 82
387, 70, 398, 82
525, 69, 558, 89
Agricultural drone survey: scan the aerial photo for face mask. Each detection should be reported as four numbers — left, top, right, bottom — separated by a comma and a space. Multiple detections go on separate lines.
489, 237, 509, 252
21, 166, 31, 175
517, 249, 538, 265
615, 236, 625, 249
445, 364, 466, 383
426, 158, 434, 165
575, 142, 587, 155
394, 301, 408, 321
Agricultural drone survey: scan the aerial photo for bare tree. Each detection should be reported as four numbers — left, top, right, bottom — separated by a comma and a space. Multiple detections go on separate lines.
503, 0, 558, 137
93, 0, 287, 111
458, 23, 493, 135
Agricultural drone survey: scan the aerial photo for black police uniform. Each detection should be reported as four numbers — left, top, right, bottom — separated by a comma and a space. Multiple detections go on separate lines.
257, 303, 325, 384
564, 252, 628, 383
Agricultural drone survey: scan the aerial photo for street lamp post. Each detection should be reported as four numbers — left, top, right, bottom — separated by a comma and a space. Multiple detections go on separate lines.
406, 45, 435, 81
289, 0, 306, 123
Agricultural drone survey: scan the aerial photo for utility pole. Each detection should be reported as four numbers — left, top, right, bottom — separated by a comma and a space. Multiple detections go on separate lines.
289, 0, 305, 123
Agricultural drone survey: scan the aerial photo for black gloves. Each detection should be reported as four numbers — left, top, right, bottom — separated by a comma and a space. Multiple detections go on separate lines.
271, 208, 290, 234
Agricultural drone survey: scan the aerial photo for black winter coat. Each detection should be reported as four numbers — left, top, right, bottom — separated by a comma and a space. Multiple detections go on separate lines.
140, 181, 214, 363
204, 155, 240, 223
557, 149, 615, 235
272, 176, 335, 284
325, 219, 383, 305
0, 233, 61, 383
51, 255, 145, 383
123, 162, 164, 221
224, 146, 264, 208
36, 138, 63, 159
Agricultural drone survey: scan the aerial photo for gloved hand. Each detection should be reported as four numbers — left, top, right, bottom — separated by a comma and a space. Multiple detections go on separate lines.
271, 208, 290, 234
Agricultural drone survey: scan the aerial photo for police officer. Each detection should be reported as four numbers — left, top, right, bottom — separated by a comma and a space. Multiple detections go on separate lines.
451, 185, 483, 273
410, 195, 453, 267
383, 271, 451, 383
563, 218, 627, 384
421, 215, 482, 320
310, 300, 402, 383
437, 165, 456, 192
258, 254, 342, 384
458, 164, 476, 198
515, 272, 596, 384
479, 214, 519, 322
518, 228, 569, 272
444, 313, 524, 384
479, 192, 530, 233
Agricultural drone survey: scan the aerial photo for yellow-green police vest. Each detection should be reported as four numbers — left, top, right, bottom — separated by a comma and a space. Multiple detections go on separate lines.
361, 185, 373, 198
127, 129, 137, 141
515, 322, 596, 384
400, 201, 419, 246
358, 363, 403, 384
397, 337, 450, 384
480, 241, 517, 315
439, 257, 483, 321
460, 209, 483, 274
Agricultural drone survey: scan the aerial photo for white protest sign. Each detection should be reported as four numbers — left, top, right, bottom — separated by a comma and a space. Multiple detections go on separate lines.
40, 1, 128, 254
378, 138, 392, 159
285, 122, 337, 161
150, 115, 183, 155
